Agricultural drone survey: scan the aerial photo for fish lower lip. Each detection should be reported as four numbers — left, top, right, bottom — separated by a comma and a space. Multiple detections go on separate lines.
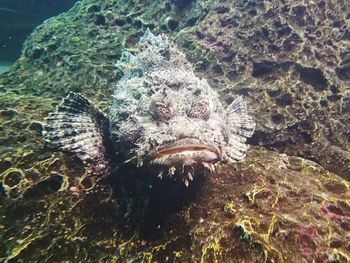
148, 138, 221, 165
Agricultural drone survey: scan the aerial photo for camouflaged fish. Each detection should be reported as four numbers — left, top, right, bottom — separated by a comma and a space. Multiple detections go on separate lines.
43, 30, 255, 186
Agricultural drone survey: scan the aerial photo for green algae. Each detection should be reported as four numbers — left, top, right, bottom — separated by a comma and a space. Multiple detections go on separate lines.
1, 145, 350, 261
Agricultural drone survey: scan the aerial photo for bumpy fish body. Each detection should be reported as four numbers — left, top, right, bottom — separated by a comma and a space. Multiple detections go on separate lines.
44, 30, 255, 186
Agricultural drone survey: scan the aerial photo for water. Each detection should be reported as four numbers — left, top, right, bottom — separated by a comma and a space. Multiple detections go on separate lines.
0, 61, 12, 73
0, 0, 349, 262
0, 0, 79, 63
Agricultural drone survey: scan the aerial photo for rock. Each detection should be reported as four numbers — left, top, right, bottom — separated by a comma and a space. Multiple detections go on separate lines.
0, 0, 79, 61
1, 147, 349, 262
174, 0, 350, 181
0, 0, 349, 181
0, 0, 350, 261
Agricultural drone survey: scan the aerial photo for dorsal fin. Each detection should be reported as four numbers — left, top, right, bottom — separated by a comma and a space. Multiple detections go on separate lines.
43, 92, 114, 176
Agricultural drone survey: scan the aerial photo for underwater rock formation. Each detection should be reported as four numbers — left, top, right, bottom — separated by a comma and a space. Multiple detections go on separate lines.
1, 0, 349, 181
0, 0, 350, 261
0, 0, 79, 61
174, 0, 350, 182
1, 148, 350, 261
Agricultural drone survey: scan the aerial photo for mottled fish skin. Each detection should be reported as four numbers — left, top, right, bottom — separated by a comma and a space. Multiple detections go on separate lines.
44, 30, 255, 184
110, 29, 255, 179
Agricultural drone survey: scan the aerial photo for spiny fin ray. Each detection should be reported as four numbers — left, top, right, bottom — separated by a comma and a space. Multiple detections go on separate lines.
226, 96, 255, 138
43, 92, 113, 176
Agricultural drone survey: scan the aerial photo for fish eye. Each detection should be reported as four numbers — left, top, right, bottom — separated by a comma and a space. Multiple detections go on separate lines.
150, 100, 172, 121
187, 99, 210, 120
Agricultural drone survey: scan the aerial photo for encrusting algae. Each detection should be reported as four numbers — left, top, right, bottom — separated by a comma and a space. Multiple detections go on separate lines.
0, 0, 350, 262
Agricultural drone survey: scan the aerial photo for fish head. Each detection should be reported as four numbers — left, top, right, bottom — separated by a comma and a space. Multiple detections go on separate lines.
110, 31, 255, 184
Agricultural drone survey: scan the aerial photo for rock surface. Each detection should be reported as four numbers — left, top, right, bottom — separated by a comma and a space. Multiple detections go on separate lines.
1, 147, 350, 262
0, 0, 350, 262
0, 0, 79, 61
1, 0, 349, 180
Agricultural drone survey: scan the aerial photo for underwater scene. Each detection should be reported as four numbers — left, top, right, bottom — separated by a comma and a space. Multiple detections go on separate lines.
0, 0, 350, 262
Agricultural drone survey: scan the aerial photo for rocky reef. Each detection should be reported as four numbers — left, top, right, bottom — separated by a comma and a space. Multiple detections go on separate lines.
0, 0, 350, 261
1, 148, 350, 262
0, 0, 79, 62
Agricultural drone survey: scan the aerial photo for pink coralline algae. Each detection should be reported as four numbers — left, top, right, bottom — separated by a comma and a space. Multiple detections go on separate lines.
321, 204, 346, 224
296, 226, 319, 260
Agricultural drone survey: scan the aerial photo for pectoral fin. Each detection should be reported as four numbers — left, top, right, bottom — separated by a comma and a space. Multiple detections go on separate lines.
225, 96, 255, 161
226, 96, 255, 138
43, 92, 114, 176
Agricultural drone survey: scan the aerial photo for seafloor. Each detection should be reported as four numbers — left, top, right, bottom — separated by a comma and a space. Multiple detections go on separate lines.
0, 0, 349, 262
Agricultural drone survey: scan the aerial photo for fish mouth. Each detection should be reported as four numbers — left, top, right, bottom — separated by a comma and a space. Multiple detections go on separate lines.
148, 138, 221, 166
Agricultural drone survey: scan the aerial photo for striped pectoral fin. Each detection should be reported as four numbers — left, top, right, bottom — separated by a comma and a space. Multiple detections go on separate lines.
226, 96, 256, 138
226, 96, 256, 160
43, 92, 114, 176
